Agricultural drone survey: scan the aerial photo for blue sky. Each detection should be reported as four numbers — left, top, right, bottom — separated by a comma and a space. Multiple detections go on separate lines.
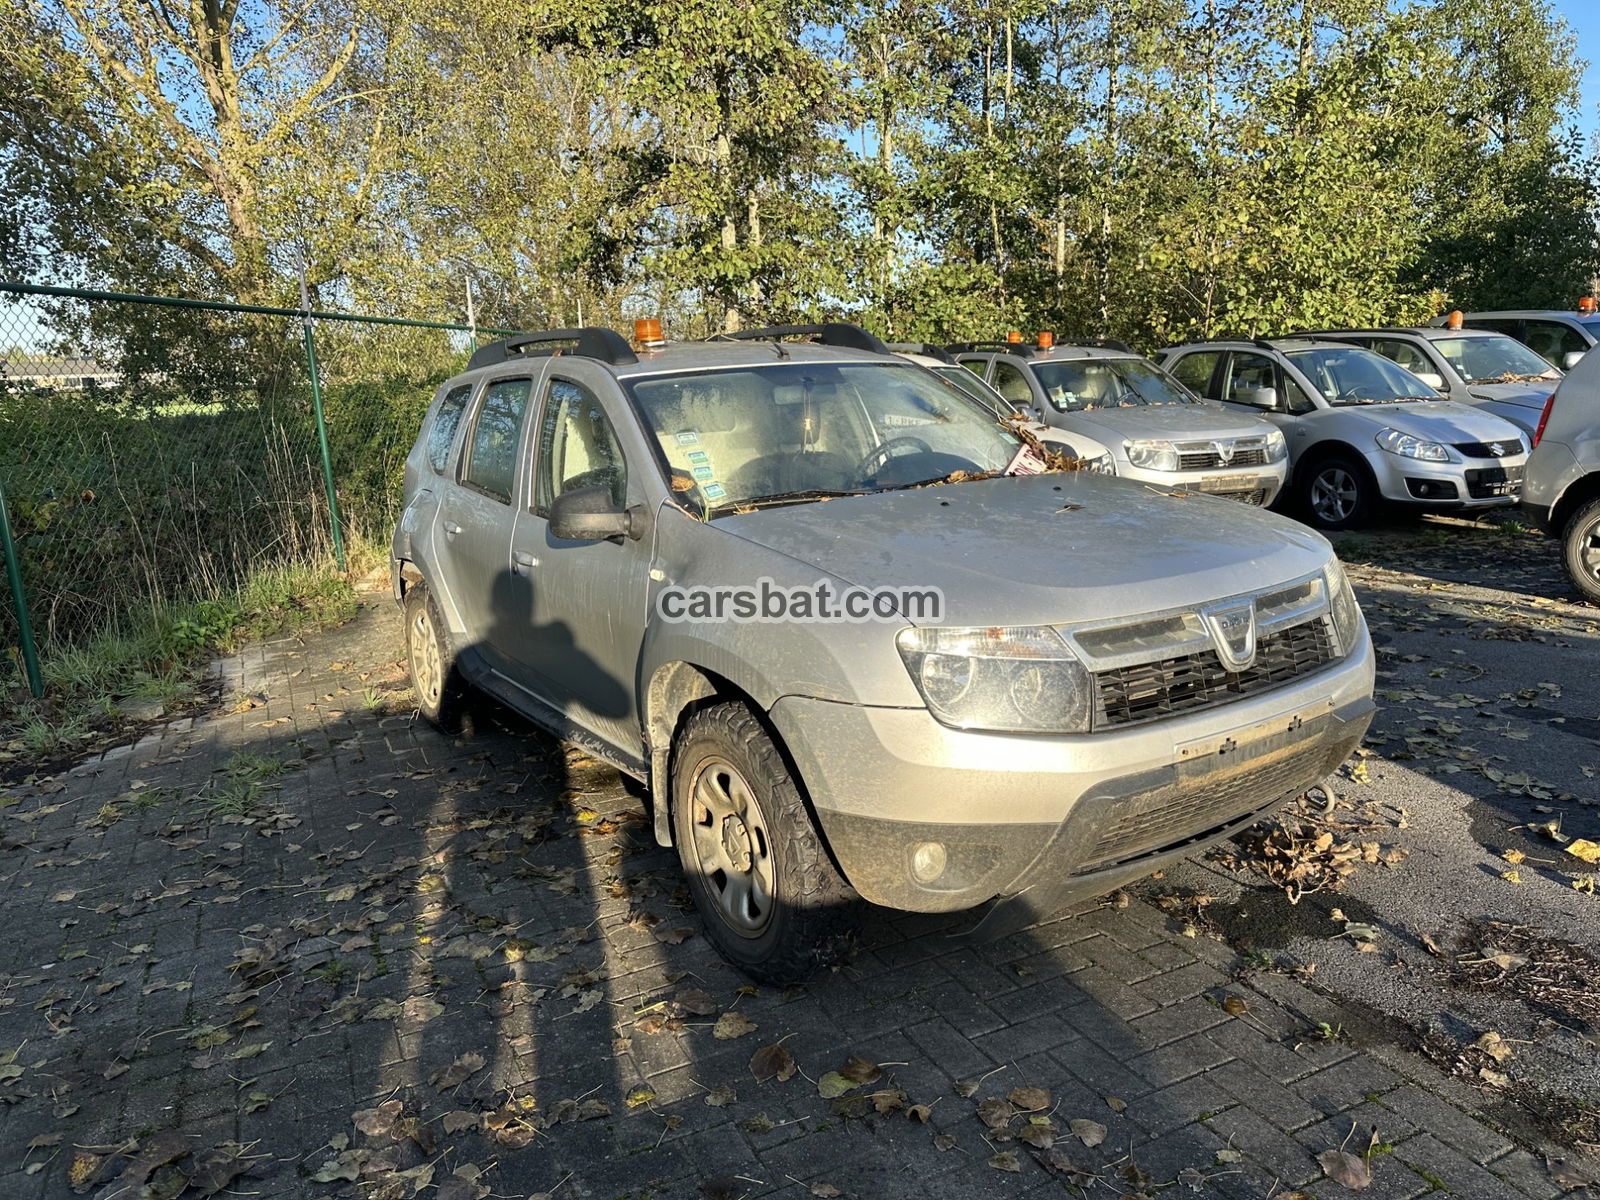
1554, 0, 1600, 137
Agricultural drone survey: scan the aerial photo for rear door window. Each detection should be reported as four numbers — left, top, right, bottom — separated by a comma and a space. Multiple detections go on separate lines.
1369, 339, 1434, 375
990, 361, 1036, 408
460, 378, 533, 503
1522, 320, 1587, 365
1169, 351, 1222, 397
427, 383, 473, 474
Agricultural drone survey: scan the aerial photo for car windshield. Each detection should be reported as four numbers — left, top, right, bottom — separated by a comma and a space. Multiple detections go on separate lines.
1286, 347, 1441, 405
1432, 336, 1561, 384
931, 365, 1015, 417
625, 362, 1021, 514
1029, 358, 1195, 411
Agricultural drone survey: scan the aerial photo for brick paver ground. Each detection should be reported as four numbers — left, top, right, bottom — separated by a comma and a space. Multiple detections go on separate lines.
0, 597, 1588, 1199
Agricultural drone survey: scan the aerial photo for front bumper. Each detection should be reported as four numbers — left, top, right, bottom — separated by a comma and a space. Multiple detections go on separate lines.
769, 631, 1375, 916
1118, 460, 1288, 506
1368, 450, 1527, 509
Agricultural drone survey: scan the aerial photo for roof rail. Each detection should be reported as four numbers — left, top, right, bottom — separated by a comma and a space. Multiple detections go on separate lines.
718, 323, 890, 355
467, 327, 638, 371
886, 341, 957, 364
945, 340, 1034, 355
1055, 337, 1136, 353
1165, 336, 1282, 351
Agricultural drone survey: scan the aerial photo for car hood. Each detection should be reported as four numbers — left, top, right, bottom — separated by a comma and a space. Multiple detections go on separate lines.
713, 473, 1332, 627
1465, 380, 1555, 410
1060, 403, 1271, 443
1361, 400, 1523, 444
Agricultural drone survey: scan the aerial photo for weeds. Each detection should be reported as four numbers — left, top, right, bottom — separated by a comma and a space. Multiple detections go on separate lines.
223, 751, 290, 782
205, 780, 259, 818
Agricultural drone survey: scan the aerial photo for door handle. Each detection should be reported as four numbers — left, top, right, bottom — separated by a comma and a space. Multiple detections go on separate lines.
512, 551, 536, 574
442, 521, 462, 537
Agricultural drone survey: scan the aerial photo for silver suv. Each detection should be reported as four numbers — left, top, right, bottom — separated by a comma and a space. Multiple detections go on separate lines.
394, 321, 1375, 980
1160, 337, 1531, 529
1429, 308, 1600, 369
1308, 327, 1559, 438
951, 340, 1288, 505
1523, 353, 1600, 602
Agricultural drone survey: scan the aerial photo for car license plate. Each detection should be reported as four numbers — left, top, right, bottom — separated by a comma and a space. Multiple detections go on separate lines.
1197, 474, 1261, 493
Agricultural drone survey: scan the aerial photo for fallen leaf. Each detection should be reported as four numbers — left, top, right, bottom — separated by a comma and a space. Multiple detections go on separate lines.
988, 1151, 1022, 1173
809, 1184, 841, 1198
839, 1056, 881, 1085
817, 1071, 855, 1099
1567, 838, 1600, 864
1105, 1095, 1127, 1112
976, 1097, 1014, 1130
1221, 995, 1249, 1016
625, 1086, 657, 1108
1317, 1148, 1373, 1190
712, 1012, 756, 1040
705, 1084, 736, 1107
442, 1111, 480, 1134
429, 1051, 485, 1091
1069, 1118, 1106, 1147
1007, 1085, 1050, 1111
750, 1043, 797, 1083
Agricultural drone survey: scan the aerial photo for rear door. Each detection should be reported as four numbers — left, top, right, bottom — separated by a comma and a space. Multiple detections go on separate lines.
432, 369, 544, 651
503, 366, 652, 761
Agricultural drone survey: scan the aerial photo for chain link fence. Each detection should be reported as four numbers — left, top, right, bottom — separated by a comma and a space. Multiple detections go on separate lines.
0, 282, 515, 698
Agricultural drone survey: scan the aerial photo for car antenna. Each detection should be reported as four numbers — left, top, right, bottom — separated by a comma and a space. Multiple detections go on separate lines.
766, 336, 789, 360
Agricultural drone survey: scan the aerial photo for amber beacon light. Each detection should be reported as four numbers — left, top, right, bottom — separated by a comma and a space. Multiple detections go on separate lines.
634, 318, 665, 346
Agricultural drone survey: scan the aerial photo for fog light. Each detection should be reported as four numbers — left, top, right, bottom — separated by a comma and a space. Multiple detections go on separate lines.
911, 841, 947, 883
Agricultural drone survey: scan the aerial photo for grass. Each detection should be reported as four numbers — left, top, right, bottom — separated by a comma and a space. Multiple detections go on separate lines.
204, 779, 260, 818
2, 548, 370, 768
223, 751, 290, 782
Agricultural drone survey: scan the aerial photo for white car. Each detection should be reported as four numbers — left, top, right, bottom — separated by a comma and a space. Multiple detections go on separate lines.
889, 343, 1114, 471
1160, 337, 1531, 530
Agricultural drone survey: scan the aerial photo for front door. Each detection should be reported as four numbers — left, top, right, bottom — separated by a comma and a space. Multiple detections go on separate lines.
505, 372, 651, 760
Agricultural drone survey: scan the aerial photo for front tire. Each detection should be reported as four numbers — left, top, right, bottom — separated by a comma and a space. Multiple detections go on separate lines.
671, 703, 859, 983
1300, 455, 1374, 530
404, 581, 468, 732
1561, 498, 1600, 603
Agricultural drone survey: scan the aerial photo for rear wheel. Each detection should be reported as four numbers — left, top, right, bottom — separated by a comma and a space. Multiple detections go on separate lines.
404, 582, 468, 732
671, 703, 859, 983
1300, 455, 1374, 530
1561, 498, 1600, 603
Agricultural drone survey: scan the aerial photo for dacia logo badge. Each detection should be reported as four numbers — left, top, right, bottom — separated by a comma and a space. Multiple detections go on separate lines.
1489, 441, 1505, 457
1215, 440, 1235, 465
1203, 601, 1257, 672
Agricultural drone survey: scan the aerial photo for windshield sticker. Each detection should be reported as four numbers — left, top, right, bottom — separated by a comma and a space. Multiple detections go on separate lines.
686, 449, 710, 466
1006, 446, 1049, 476
691, 465, 716, 482
883, 413, 941, 428
675, 430, 701, 446
702, 482, 727, 502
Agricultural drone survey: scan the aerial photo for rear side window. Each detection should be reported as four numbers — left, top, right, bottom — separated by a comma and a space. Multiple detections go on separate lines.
461, 378, 533, 502
990, 362, 1035, 407
1169, 351, 1221, 397
427, 384, 472, 474
1522, 320, 1587, 366
1370, 339, 1433, 375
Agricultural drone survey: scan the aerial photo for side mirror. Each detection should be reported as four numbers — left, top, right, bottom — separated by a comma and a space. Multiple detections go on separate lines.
548, 485, 646, 541
1237, 386, 1280, 410
1563, 350, 1586, 370
1414, 371, 1445, 391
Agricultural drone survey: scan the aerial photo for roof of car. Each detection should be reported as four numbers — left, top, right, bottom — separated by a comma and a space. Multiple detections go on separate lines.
1161, 336, 1352, 354
949, 344, 1141, 364
1305, 327, 1501, 342
457, 323, 903, 382
1432, 310, 1599, 322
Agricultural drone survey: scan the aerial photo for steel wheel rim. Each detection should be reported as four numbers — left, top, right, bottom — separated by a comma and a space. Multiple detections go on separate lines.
409, 606, 443, 708
1580, 516, 1600, 581
686, 756, 776, 938
1312, 467, 1358, 523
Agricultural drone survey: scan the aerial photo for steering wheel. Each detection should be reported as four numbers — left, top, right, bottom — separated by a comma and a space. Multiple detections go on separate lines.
856, 435, 934, 480
1342, 383, 1387, 401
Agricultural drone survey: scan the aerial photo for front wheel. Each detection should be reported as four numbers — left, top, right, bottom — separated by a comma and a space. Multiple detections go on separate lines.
671, 703, 859, 983
1300, 456, 1374, 530
1561, 498, 1600, 603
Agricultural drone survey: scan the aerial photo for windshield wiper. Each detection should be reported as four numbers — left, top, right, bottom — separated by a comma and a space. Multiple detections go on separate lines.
712, 487, 871, 513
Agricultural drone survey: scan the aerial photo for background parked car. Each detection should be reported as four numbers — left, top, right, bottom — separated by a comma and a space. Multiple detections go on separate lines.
1307, 325, 1560, 437
1427, 305, 1600, 369
1523, 353, 1600, 602
950, 336, 1288, 505
1158, 337, 1530, 530
888, 343, 1114, 471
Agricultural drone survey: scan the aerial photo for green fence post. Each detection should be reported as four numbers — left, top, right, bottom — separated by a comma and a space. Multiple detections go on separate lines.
0, 472, 44, 699
299, 276, 346, 571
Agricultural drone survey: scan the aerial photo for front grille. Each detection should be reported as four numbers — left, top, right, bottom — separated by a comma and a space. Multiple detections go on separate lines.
1178, 447, 1268, 470
1453, 439, 1525, 459
1077, 735, 1334, 873
1095, 618, 1335, 728
1211, 489, 1268, 506
1465, 465, 1523, 498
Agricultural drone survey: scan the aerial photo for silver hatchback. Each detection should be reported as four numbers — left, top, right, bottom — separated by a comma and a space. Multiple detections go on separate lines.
394, 322, 1375, 980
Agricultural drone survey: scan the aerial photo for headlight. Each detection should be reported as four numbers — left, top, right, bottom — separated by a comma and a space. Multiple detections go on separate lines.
1375, 427, 1450, 462
1264, 429, 1288, 462
1084, 453, 1116, 476
1322, 559, 1363, 656
896, 625, 1093, 733
1125, 439, 1180, 472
